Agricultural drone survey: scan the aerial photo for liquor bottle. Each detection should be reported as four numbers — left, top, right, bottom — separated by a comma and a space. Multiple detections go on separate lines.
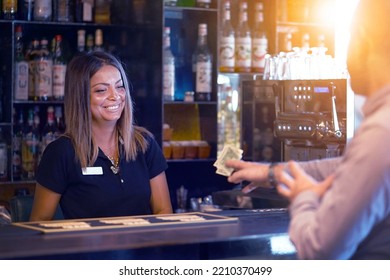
14, 25, 29, 101
284, 32, 292, 52
195, 0, 211, 8
53, 0, 73, 22
22, 109, 39, 180
193, 23, 212, 101
12, 110, 24, 181
41, 106, 59, 156
94, 29, 104, 51
27, 39, 40, 101
2, 0, 18, 19
302, 33, 310, 52
175, 28, 191, 101
163, 26, 175, 102
252, 1, 268, 73
75, 0, 94, 23
35, 38, 53, 101
94, 0, 110, 24
54, 106, 66, 134
77, 29, 86, 52
34, 0, 52, 21
317, 34, 325, 48
235, 1, 251, 73
18, 0, 34, 21
0, 128, 8, 181
219, 0, 235, 73
217, 85, 240, 154
86, 33, 94, 52
52, 35, 67, 100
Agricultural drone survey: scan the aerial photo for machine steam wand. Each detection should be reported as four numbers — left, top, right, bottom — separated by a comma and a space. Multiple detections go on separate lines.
330, 82, 342, 138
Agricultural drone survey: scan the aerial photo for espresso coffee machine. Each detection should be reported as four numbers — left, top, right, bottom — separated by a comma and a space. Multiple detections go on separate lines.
213, 78, 350, 210
241, 78, 349, 162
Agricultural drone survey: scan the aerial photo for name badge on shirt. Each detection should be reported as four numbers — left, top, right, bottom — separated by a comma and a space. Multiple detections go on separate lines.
82, 167, 103, 175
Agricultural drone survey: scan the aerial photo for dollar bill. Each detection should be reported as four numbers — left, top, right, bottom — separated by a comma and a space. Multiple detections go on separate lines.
214, 144, 243, 176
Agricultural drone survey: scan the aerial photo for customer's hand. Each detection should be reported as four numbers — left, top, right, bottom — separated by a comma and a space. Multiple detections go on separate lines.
226, 159, 269, 192
277, 161, 334, 201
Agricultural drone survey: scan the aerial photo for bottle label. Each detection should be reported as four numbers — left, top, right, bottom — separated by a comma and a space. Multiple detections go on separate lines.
252, 37, 268, 70
15, 61, 29, 100
163, 64, 175, 100
196, 61, 212, 93
52, 64, 67, 99
83, 2, 93, 22
235, 37, 251, 68
35, 60, 53, 99
219, 36, 235, 68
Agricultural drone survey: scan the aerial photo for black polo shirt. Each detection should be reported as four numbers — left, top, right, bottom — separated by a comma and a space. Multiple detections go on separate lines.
36, 135, 168, 219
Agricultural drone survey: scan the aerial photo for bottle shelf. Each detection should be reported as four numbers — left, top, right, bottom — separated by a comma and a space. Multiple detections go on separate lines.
276, 20, 334, 29
164, 101, 217, 105
13, 100, 64, 105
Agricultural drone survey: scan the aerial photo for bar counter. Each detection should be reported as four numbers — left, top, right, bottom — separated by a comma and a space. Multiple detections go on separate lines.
0, 209, 296, 260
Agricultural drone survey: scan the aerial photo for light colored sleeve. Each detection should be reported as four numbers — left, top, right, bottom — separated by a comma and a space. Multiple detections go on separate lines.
297, 157, 342, 181
288, 123, 390, 259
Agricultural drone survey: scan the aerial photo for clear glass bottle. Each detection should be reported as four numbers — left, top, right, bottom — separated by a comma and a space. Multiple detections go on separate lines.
302, 33, 310, 52
34, 0, 52, 21
34, 38, 53, 101
284, 32, 292, 52
163, 26, 175, 102
52, 35, 67, 100
54, 106, 66, 134
18, 0, 34, 21
252, 2, 268, 73
193, 23, 212, 101
219, 0, 235, 73
235, 1, 251, 73
14, 25, 29, 101
217, 85, 240, 154
41, 106, 60, 156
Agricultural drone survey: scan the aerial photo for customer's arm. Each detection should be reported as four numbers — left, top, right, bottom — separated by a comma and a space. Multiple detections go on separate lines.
226, 157, 340, 193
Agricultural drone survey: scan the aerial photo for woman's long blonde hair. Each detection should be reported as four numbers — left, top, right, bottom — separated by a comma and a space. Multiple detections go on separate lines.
64, 51, 151, 168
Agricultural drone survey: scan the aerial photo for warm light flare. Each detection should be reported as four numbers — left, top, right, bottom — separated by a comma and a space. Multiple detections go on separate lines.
334, 0, 359, 65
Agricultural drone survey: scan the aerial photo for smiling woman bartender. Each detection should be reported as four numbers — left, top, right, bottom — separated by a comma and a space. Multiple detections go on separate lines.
30, 51, 172, 221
